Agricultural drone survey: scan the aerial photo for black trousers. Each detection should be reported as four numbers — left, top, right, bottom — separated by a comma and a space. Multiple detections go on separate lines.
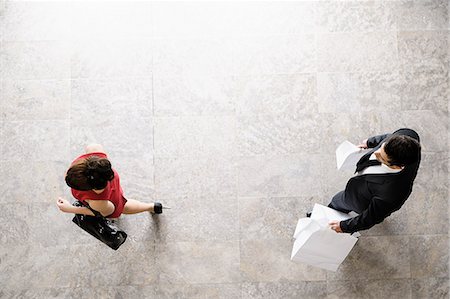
328, 190, 353, 214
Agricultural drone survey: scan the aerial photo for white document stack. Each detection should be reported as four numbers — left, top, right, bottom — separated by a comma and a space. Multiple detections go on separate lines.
291, 204, 359, 272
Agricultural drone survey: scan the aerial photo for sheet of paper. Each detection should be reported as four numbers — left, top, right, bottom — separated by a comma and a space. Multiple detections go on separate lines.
336, 140, 369, 171
311, 203, 353, 223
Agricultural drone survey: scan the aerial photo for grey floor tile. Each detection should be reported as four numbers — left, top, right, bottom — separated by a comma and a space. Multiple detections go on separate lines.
10, 202, 103, 248
415, 152, 449, 189
239, 196, 318, 240
67, 241, 158, 287
71, 78, 153, 120
0, 41, 70, 79
400, 70, 449, 111
234, 73, 317, 116
71, 40, 153, 79
5, 286, 160, 299
316, 32, 398, 72
0, 121, 3, 159
153, 38, 234, 78
156, 283, 241, 299
0, 79, 70, 120
0, 83, 3, 119
360, 207, 409, 236
327, 236, 411, 280
0, 0, 5, 16
152, 2, 229, 39
0, 161, 67, 204
237, 154, 324, 198
410, 235, 449, 278
377, 110, 447, 152
1, 1, 70, 41
398, 30, 449, 73
70, 117, 153, 161
240, 239, 327, 282
154, 115, 237, 158
154, 156, 237, 198
69, 2, 153, 40
242, 281, 327, 299
152, 2, 316, 39
113, 158, 156, 201
327, 278, 412, 299
233, 35, 316, 75
0, 244, 78, 289
79, 286, 157, 299
317, 1, 396, 33
153, 75, 235, 117
1, 203, 34, 246
411, 277, 449, 299
153, 196, 238, 242
2, 120, 70, 162
394, 0, 449, 30
317, 71, 401, 113
157, 241, 241, 284
403, 184, 448, 235
1, 241, 157, 289
237, 113, 322, 156
0, 287, 83, 299
114, 212, 158, 243
380, 110, 448, 152
50, 205, 99, 247
316, 112, 383, 156
229, 2, 316, 37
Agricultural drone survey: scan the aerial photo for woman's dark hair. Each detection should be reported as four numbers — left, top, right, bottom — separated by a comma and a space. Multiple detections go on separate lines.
65, 156, 114, 191
384, 135, 421, 167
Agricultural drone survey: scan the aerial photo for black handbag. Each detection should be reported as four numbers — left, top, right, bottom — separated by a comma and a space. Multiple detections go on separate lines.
72, 201, 127, 250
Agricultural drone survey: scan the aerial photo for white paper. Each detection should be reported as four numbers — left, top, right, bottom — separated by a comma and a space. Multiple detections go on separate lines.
291, 204, 359, 271
336, 140, 370, 171
291, 229, 358, 271
310, 203, 353, 223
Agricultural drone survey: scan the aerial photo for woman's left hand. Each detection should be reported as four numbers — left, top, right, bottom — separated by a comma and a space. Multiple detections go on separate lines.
56, 197, 72, 213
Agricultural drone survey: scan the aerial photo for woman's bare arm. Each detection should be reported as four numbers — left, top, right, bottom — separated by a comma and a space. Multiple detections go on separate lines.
57, 198, 114, 217
85, 200, 115, 217
57, 197, 95, 216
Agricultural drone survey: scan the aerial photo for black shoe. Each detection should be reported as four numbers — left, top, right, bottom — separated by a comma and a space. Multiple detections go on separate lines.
153, 202, 163, 214
152, 202, 170, 214
306, 211, 312, 218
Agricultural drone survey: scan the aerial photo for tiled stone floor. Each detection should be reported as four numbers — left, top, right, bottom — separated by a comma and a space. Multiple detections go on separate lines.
0, 1, 449, 298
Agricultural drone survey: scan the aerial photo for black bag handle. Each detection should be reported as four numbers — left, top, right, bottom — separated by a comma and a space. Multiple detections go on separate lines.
73, 200, 104, 218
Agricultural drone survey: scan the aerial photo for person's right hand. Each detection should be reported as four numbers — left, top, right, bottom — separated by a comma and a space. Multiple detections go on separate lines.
56, 197, 72, 213
357, 139, 368, 149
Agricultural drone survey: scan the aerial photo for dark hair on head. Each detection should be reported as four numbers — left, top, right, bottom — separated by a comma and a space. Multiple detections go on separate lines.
384, 135, 421, 167
65, 156, 114, 191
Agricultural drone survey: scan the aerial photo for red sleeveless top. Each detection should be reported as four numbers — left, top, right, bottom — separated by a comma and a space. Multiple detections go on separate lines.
70, 152, 127, 218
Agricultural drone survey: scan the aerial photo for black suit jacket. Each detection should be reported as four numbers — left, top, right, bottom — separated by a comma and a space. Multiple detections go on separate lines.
338, 128, 421, 233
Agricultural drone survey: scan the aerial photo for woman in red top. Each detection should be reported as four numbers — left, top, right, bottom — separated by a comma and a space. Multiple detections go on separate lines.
57, 144, 164, 217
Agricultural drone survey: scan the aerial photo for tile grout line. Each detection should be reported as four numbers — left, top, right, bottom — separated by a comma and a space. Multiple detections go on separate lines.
149, 2, 160, 288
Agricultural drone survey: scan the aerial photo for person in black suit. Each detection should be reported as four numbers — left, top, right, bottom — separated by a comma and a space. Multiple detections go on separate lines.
328, 128, 421, 233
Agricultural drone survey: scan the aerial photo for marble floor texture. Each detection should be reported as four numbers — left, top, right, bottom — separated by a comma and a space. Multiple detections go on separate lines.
0, 1, 449, 298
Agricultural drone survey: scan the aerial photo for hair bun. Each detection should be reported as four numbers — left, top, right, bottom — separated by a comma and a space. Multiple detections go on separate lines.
86, 157, 100, 170
84, 156, 114, 188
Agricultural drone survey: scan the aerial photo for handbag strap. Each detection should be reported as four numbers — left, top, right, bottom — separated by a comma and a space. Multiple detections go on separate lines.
75, 200, 104, 218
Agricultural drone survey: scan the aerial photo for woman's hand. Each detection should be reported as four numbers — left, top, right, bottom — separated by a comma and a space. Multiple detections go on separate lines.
56, 197, 72, 213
